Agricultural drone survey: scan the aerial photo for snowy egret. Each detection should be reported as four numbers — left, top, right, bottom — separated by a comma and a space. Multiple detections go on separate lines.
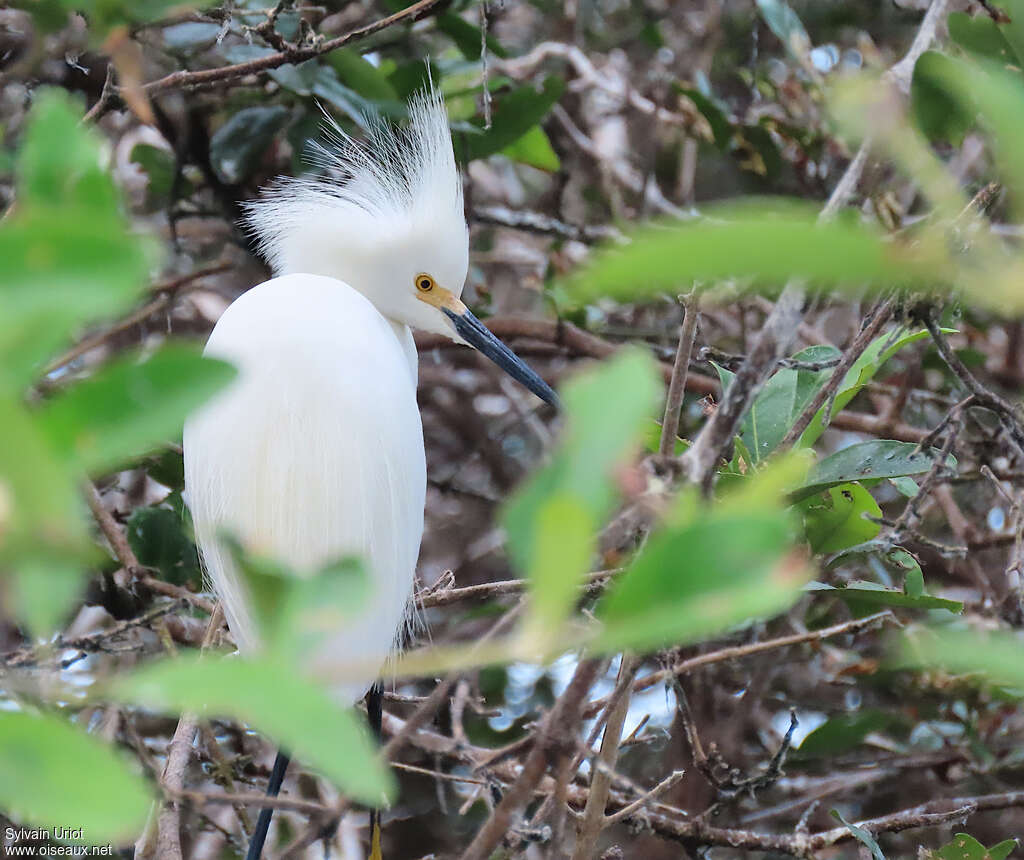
182, 90, 557, 859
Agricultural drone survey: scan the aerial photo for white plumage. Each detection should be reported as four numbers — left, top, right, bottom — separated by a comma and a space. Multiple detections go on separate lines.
184, 274, 424, 700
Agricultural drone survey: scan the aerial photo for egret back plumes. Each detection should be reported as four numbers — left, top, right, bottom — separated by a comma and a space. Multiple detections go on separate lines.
184, 275, 425, 701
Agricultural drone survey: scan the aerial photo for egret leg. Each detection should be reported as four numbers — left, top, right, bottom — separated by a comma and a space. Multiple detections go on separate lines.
246, 748, 290, 860
367, 682, 384, 860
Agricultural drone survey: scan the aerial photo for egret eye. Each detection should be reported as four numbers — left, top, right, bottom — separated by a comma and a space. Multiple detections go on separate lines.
416, 274, 435, 292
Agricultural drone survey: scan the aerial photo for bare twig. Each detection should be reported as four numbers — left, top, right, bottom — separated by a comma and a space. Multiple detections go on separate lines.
583, 611, 893, 718
155, 605, 224, 860
777, 297, 895, 451
85, 483, 217, 614
139, 0, 446, 96
659, 293, 700, 457
570, 656, 638, 860
924, 313, 1024, 457
458, 658, 603, 860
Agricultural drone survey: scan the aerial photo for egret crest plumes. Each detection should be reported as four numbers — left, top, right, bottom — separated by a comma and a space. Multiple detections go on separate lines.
242, 89, 470, 338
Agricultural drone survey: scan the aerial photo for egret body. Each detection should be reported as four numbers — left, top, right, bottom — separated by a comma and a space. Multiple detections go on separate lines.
182, 91, 555, 857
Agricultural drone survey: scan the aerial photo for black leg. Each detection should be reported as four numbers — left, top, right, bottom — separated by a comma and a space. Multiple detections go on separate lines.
367, 683, 383, 860
246, 748, 290, 860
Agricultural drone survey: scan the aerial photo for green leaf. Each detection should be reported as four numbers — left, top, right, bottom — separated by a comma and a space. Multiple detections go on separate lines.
327, 49, 400, 102
112, 655, 394, 805
756, 0, 811, 62
901, 554, 925, 598
501, 125, 561, 171
797, 328, 931, 448
437, 12, 507, 60
830, 809, 886, 860
2, 91, 157, 389
226, 539, 371, 664
719, 345, 838, 464
130, 143, 178, 205
275, 559, 371, 665
790, 441, 956, 503
0, 398, 84, 563
0, 395, 91, 634
598, 507, 805, 652
947, 12, 1016, 63
11, 558, 85, 640
907, 627, 1024, 689
921, 54, 1024, 218
599, 458, 808, 652
988, 840, 1019, 860
675, 86, 732, 149
808, 580, 963, 613
890, 475, 919, 497
210, 106, 290, 184
0, 212, 155, 389
501, 348, 660, 572
16, 90, 118, 212
525, 494, 595, 642
0, 710, 151, 841
126, 505, 200, 587
991, 0, 1024, 66
37, 345, 236, 475
642, 418, 689, 456
912, 51, 974, 145
564, 201, 946, 305
798, 483, 881, 554
798, 710, 894, 756
459, 77, 565, 162
934, 833, 1018, 860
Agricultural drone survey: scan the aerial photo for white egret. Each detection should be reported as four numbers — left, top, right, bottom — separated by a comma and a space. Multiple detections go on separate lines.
182, 90, 556, 860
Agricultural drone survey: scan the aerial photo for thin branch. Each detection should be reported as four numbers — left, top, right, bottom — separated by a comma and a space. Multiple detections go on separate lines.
924, 312, 1024, 457
777, 297, 895, 451
458, 659, 603, 860
155, 605, 224, 860
583, 611, 894, 718
139, 0, 446, 95
44, 263, 232, 377
659, 293, 700, 457
570, 656, 638, 860
85, 483, 216, 614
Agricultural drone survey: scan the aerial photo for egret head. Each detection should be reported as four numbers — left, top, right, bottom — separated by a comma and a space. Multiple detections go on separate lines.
244, 90, 557, 406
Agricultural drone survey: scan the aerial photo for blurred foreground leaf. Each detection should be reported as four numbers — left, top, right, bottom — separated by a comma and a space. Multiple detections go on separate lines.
502, 348, 659, 571
598, 458, 809, 651
0, 710, 151, 842
2, 90, 157, 390
113, 656, 393, 805
231, 546, 372, 665
38, 345, 235, 475
564, 201, 946, 304
908, 627, 1024, 688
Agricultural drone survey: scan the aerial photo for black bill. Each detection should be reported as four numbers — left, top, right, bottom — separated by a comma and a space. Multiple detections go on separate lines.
443, 306, 559, 408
